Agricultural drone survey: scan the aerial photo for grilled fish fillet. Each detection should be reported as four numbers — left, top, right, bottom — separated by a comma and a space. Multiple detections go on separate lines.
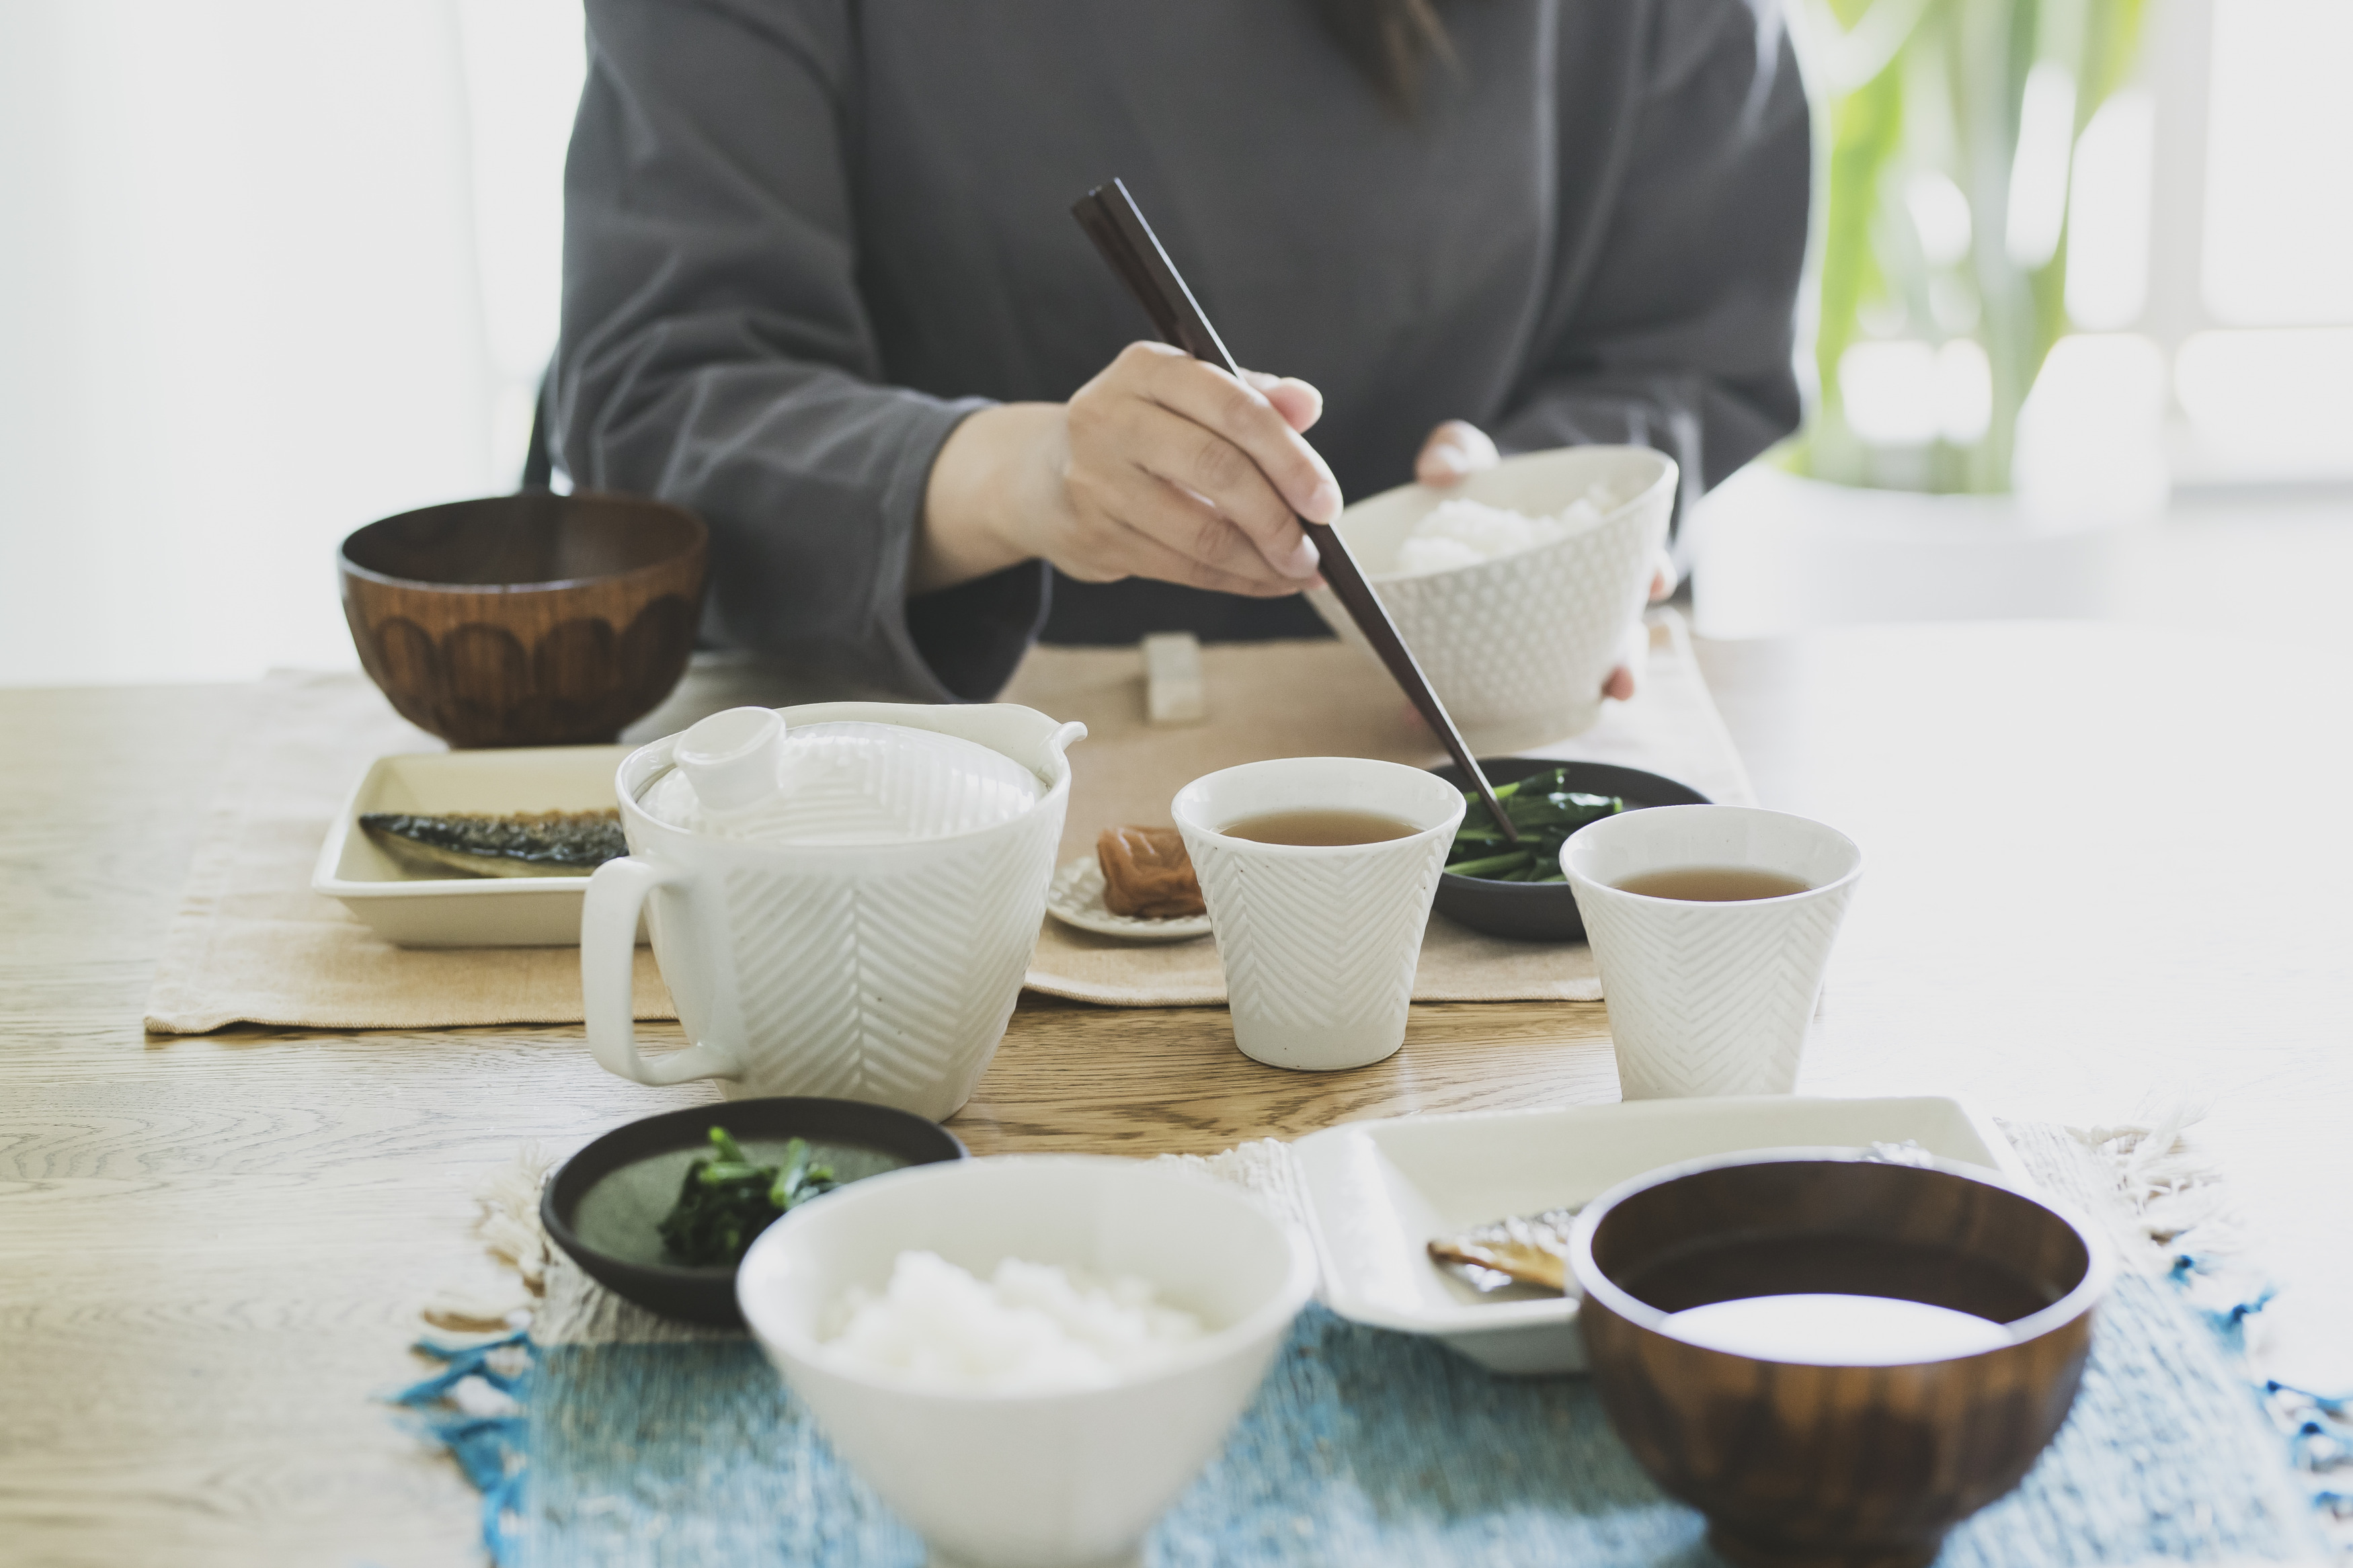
360, 810, 625, 879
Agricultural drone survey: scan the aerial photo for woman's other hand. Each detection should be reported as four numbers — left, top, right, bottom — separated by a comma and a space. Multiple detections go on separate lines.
1414, 419, 1501, 485
915, 343, 1339, 597
1411, 420, 1674, 702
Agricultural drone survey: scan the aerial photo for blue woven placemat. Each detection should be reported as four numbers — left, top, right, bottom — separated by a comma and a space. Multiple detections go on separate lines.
504, 1270, 2323, 1567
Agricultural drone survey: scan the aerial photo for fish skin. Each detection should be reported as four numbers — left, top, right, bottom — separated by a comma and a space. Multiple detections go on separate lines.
1427, 1205, 1583, 1294
360, 810, 625, 880
1427, 1237, 1568, 1293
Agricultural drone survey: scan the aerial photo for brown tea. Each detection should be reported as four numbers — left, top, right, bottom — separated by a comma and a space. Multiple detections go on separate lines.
1219, 809, 1419, 846
1614, 866, 1808, 901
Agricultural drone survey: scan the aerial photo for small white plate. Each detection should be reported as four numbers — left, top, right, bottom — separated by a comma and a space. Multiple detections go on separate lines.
311, 746, 639, 948
1292, 1095, 2028, 1376
1044, 855, 1212, 943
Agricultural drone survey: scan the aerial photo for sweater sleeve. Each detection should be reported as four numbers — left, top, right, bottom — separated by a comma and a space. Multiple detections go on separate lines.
554, 0, 1047, 702
1490, 0, 1811, 562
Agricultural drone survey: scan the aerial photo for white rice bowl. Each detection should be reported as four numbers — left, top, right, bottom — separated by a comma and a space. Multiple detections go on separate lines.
1303, 444, 1676, 751
1392, 488, 1617, 577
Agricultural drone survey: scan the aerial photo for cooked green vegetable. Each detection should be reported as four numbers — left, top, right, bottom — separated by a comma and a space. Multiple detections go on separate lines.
655, 1127, 840, 1266
1445, 770, 1630, 882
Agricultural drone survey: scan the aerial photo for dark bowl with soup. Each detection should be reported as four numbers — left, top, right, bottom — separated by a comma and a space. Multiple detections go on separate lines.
1569, 1150, 2107, 1568
340, 490, 709, 748
1429, 758, 1710, 942
543, 1098, 966, 1326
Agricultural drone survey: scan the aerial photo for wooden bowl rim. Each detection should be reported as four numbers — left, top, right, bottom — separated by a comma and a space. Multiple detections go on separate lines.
1565, 1147, 2111, 1354
337, 489, 709, 596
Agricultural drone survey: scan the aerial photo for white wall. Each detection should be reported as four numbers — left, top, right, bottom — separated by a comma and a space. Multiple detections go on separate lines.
0, 0, 581, 686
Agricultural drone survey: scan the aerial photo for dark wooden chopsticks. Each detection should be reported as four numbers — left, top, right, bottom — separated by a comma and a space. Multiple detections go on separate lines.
1071, 178, 1519, 845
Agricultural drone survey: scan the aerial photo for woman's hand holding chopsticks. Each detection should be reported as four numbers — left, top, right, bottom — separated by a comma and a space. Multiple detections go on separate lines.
912, 342, 1340, 597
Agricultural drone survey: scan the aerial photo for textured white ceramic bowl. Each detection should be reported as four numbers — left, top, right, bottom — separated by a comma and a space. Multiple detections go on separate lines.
1306, 444, 1676, 751
737, 1156, 1316, 1568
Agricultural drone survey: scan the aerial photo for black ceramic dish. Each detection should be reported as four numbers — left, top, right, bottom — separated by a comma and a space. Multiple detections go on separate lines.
541, 1097, 966, 1326
1427, 758, 1712, 942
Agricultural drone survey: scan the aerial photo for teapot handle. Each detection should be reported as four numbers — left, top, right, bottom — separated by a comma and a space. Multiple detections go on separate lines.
582, 856, 742, 1087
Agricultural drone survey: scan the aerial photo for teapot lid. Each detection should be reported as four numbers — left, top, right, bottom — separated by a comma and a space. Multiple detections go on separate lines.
639, 707, 1044, 845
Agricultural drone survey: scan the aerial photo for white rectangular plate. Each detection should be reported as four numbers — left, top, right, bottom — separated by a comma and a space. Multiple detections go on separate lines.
311, 746, 636, 948
1291, 1095, 2027, 1375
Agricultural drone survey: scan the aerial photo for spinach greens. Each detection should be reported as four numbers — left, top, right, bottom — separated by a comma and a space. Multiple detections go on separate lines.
655, 1126, 840, 1267
1446, 769, 1628, 882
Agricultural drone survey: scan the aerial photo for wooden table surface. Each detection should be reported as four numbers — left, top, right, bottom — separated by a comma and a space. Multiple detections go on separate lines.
4, 622, 2349, 1567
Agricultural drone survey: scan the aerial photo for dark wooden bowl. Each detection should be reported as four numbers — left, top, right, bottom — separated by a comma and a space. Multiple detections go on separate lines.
541, 1097, 967, 1327
1428, 758, 1710, 941
339, 491, 709, 748
1570, 1152, 2104, 1568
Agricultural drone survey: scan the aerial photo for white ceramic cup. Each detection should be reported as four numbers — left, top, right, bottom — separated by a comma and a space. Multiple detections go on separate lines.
1172, 758, 1465, 1072
580, 702, 1083, 1120
737, 1155, 1317, 1568
1562, 805, 1862, 1099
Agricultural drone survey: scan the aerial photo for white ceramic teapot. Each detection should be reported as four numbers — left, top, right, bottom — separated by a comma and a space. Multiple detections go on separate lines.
581, 702, 1085, 1120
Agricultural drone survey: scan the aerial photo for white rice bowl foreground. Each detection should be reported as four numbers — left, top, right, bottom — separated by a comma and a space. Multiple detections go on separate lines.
820, 1249, 1207, 1393
1393, 487, 1616, 577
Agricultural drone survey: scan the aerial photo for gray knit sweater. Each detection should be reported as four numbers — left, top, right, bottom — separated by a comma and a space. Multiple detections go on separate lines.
555, 0, 1810, 699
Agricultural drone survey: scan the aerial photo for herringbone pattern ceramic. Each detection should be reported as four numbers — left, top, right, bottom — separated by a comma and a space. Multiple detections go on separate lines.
1309, 469, 1670, 749
680, 802, 1061, 1120
1182, 826, 1451, 1050
1576, 882, 1857, 1098
643, 723, 1041, 844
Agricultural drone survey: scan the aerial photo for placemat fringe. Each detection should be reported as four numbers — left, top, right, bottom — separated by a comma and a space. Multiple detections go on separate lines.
398, 1116, 2347, 1565
2060, 1097, 2348, 1557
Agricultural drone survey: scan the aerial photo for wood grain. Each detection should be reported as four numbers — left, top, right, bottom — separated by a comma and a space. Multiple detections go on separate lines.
1580, 1157, 2098, 1568
5, 622, 2352, 1565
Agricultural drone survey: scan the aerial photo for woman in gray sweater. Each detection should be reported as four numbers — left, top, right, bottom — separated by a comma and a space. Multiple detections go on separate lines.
555, 0, 1810, 702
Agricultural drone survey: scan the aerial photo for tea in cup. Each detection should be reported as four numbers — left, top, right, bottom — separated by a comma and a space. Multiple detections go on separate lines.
1173, 758, 1464, 1071
1562, 804, 1862, 1098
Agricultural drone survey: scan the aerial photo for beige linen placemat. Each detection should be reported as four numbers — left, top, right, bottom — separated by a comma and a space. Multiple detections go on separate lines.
142, 672, 675, 1034
1014, 612, 1753, 1006
144, 613, 1745, 1032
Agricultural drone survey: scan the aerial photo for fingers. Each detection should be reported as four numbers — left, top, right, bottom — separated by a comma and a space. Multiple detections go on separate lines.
1648, 548, 1676, 602
1603, 665, 1636, 702
1416, 420, 1501, 486
1052, 343, 1338, 595
1063, 501, 1304, 599
1106, 374, 1320, 581
1241, 369, 1324, 434
1125, 343, 1342, 526
1060, 444, 1302, 593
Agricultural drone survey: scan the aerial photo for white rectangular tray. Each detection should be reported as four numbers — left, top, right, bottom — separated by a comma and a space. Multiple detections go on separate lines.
1291, 1095, 2026, 1375
311, 746, 636, 948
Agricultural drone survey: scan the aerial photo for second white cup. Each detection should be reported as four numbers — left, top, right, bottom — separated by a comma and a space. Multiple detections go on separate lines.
1562, 804, 1862, 1099
1173, 757, 1465, 1071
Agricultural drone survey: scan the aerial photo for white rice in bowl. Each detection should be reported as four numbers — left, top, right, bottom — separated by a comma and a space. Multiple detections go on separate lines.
820, 1249, 1207, 1394
1392, 483, 1619, 577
